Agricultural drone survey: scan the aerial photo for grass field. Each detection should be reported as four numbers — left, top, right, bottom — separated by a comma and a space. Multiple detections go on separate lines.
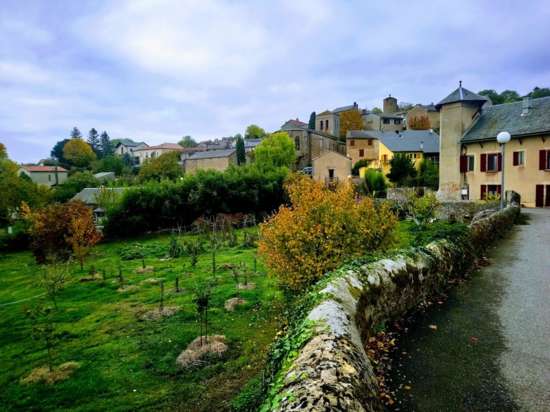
0, 228, 283, 411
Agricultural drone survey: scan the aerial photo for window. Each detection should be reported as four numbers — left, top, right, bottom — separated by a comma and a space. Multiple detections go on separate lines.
487, 154, 498, 171
395, 119, 402, 125
383, 118, 391, 125
350, 139, 355, 147
328, 168, 335, 179
295, 136, 300, 150
480, 184, 501, 200
319, 121, 324, 131
513, 151, 524, 166
326, 120, 329, 130
359, 149, 364, 157
382, 154, 388, 163
467, 155, 474, 171
367, 139, 373, 146
541, 150, 550, 170
481, 153, 501, 172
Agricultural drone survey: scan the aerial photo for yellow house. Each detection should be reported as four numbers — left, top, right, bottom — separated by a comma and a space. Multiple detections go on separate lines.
346, 130, 439, 175
437, 82, 550, 207
19, 165, 69, 187
312, 150, 351, 185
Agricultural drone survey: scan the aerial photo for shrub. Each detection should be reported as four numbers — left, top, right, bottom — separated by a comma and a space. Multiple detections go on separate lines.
351, 159, 371, 176
387, 153, 416, 187
259, 174, 397, 291
359, 169, 387, 197
0, 220, 31, 252
168, 236, 184, 258
411, 221, 470, 245
53, 171, 100, 203
400, 190, 439, 227
138, 151, 182, 182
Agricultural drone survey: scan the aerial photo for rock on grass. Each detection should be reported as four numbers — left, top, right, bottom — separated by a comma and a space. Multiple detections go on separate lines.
20, 362, 80, 385
224, 297, 246, 311
176, 335, 228, 369
140, 306, 180, 321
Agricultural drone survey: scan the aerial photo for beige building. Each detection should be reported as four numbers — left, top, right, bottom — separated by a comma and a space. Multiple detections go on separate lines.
315, 103, 360, 138
437, 82, 550, 207
312, 151, 351, 185
183, 149, 237, 173
133, 143, 184, 165
19, 165, 68, 186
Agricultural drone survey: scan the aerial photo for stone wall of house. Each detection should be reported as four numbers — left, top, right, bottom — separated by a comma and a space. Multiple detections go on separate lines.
265, 205, 520, 412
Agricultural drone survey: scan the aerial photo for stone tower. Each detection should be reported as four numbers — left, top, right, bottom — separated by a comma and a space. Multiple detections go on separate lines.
436, 82, 488, 200
383, 95, 398, 113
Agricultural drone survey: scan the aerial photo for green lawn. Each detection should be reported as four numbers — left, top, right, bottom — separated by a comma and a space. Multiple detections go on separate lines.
0, 228, 283, 411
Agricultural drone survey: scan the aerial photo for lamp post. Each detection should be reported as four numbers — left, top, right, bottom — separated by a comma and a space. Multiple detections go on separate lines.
496, 131, 511, 209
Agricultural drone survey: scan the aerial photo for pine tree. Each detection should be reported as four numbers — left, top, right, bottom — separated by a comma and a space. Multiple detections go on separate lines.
236, 136, 246, 165
100, 131, 113, 157
70, 127, 82, 139
308, 112, 316, 130
87, 128, 100, 155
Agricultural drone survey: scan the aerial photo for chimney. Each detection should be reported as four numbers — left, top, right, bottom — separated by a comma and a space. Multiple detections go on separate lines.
521, 96, 532, 116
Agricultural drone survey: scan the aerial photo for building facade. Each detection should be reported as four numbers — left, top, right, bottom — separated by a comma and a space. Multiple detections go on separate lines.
133, 143, 184, 165
183, 149, 237, 173
312, 151, 351, 186
19, 165, 68, 186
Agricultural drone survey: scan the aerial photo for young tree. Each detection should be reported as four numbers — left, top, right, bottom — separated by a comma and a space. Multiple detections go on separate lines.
100, 131, 113, 157
253, 131, 296, 171
235, 135, 246, 165
63, 139, 96, 168
259, 175, 396, 291
339, 109, 365, 140
361, 169, 387, 197
70, 127, 82, 139
87, 128, 100, 155
416, 159, 439, 190
40, 262, 70, 309
25, 304, 58, 372
244, 124, 266, 140
308, 112, 316, 129
387, 153, 417, 187
178, 135, 198, 148
68, 210, 102, 270
92, 155, 126, 176
138, 151, 183, 181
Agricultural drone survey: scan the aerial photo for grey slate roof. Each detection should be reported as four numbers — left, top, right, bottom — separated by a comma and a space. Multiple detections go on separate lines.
280, 119, 308, 130
347, 130, 439, 153
187, 149, 236, 160
332, 103, 358, 113
462, 96, 550, 143
113, 138, 147, 147
72, 187, 127, 205
435, 85, 489, 110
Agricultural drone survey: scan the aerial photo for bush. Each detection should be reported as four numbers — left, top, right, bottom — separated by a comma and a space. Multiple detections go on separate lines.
411, 221, 470, 245
53, 172, 100, 202
259, 174, 397, 291
351, 159, 371, 176
359, 169, 387, 197
104, 165, 287, 238
168, 236, 184, 258
0, 220, 30, 252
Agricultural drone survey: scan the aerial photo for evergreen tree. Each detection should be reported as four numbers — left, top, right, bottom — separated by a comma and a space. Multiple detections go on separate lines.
70, 127, 82, 139
235, 135, 246, 165
50, 139, 70, 165
386, 153, 417, 187
87, 128, 100, 155
100, 131, 113, 157
308, 112, 316, 130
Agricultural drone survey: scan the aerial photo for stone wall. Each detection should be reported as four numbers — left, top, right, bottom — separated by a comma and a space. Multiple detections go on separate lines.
263, 205, 519, 412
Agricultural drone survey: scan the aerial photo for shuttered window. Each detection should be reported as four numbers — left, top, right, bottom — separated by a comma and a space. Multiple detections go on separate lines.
540, 150, 550, 170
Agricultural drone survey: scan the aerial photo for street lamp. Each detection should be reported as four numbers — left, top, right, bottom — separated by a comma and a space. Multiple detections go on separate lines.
496, 131, 511, 209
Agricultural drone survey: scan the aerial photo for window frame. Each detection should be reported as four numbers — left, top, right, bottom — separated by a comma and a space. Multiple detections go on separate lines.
359, 148, 365, 157
487, 153, 498, 172
467, 155, 475, 171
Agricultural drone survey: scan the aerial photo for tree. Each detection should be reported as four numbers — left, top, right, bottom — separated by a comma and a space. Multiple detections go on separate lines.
253, 131, 295, 171
87, 128, 100, 155
387, 153, 417, 186
245, 124, 266, 140
40, 262, 70, 309
339, 109, 365, 139
53, 171, 100, 202
70, 127, 82, 139
50, 139, 70, 165
361, 169, 387, 197
258, 175, 396, 291
100, 131, 113, 157
178, 135, 198, 148
92, 155, 126, 176
415, 159, 439, 190
63, 139, 96, 168
529, 87, 550, 99
0, 143, 7, 159
22, 201, 102, 264
352, 159, 371, 176
138, 151, 182, 182
308, 112, 316, 130
235, 135, 246, 165
408, 115, 431, 130
500, 90, 521, 103
371, 107, 383, 114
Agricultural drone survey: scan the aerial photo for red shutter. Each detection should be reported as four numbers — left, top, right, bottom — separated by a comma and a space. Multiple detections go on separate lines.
513, 151, 518, 166
540, 150, 547, 170
497, 153, 502, 171
546, 186, 550, 207
536, 184, 544, 207
481, 185, 487, 200
480, 154, 487, 172
460, 155, 467, 173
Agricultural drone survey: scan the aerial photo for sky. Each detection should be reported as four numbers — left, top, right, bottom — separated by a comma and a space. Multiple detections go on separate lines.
1, 0, 550, 163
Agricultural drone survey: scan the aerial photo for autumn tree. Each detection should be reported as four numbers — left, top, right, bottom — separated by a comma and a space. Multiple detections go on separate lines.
68, 208, 102, 269
408, 115, 431, 130
339, 109, 365, 140
253, 131, 296, 171
259, 175, 396, 291
245, 124, 266, 140
63, 138, 96, 167
138, 151, 182, 182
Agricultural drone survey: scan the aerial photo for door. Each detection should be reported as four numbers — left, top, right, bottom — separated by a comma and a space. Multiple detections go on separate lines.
536, 185, 544, 207
546, 185, 550, 207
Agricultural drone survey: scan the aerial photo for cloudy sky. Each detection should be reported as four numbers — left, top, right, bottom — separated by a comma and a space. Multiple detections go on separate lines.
2, 0, 549, 162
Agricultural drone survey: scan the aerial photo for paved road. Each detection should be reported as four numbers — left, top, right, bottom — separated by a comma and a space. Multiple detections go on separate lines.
497, 208, 550, 411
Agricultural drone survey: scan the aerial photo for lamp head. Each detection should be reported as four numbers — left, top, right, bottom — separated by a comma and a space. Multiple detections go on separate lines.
497, 131, 511, 144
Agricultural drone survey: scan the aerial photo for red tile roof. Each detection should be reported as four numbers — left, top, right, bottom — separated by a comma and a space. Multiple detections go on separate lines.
22, 165, 68, 173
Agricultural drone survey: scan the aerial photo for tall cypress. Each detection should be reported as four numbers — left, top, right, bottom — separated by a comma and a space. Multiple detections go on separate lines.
236, 136, 246, 165
87, 128, 100, 155
308, 112, 316, 130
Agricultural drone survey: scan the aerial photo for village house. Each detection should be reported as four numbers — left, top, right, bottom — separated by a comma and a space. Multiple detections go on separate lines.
406, 103, 440, 131
183, 149, 237, 173
437, 83, 550, 207
346, 129, 439, 174
133, 143, 184, 165
113, 139, 148, 158
312, 150, 352, 186
19, 165, 68, 186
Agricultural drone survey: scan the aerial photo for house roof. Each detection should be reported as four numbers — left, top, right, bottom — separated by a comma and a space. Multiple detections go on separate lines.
133, 143, 184, 152
347, 130, 439, 153
435, 83, 489, 110
317, 110, 332, 116
113, 138, 147, 148
333, 103, 358, 113
380, 113, 404, 119
94, 172, 115, 179
280, 119, 308, 130
187, 149, 236, 160
243, 139, 262, 149
72, 187, 127, 204
22, 165, 68, 173
461, 96, 550, 143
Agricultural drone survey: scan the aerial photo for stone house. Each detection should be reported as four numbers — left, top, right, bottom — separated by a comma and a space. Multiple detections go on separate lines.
133, 143, 184, 165
346, 129, 439, 175
113, 139, 148, 159
312, 151, 351, 186
315, 103, 359, 137
437, 82, 550, 207
406, 103, 440, 131
183, 149, 237, 173
19, 165, 68, 186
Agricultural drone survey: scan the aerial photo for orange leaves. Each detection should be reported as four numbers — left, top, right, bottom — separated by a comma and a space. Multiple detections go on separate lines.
258, 174, 397, 291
